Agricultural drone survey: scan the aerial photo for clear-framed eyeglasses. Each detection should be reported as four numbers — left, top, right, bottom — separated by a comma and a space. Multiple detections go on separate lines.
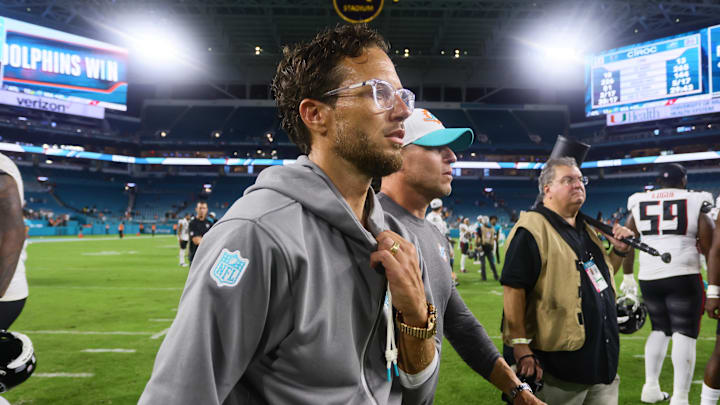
557, 175, 589, 186
323, 79, 415, 113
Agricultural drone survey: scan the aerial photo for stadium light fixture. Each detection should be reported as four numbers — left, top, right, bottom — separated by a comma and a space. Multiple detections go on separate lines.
211, 130, 222, 139
37, 176, 48, 183
130, 25, 183, 64
255, 46, 262, 55
45, 159, 52, 164
514, 16, 595, 80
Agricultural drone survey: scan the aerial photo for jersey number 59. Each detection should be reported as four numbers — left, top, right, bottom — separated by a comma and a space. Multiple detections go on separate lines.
639, 199, 688, 236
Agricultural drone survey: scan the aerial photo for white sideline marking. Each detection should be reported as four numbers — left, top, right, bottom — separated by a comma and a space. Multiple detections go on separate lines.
81, 349, 136, 353
21, 330, 153, 336
489, 290, 503, 296
149, 318, 174, 322
151, 328, 170, 340
633, 355, 670, 358
693, 380, 703, 384
34, 286, 182, 291
29, 235, 172, 244
35, 373, 94, 378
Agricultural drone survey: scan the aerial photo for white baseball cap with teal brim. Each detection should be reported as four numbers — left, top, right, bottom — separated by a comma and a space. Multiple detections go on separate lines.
402, 108, 474, 151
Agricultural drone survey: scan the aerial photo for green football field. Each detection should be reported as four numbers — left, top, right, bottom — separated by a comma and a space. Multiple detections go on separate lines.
4, 234, 717, 404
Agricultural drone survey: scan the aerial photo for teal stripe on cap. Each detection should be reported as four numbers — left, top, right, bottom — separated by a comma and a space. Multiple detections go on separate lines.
411, 128, 474, 152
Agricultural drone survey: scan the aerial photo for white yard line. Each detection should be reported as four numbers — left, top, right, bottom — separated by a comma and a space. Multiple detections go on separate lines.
28, 235, 173, 244
20, 330, 154, 336
81, 349, 136, 353
489, 335, 716, 341
34, 373, 94, 378
151, 328, 170, 340
81, 250, 139, 256
149, 318, 174, 322
33, 286, 182, 291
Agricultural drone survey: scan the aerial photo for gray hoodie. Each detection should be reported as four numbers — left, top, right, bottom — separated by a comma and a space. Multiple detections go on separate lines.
138, 156, 438, 405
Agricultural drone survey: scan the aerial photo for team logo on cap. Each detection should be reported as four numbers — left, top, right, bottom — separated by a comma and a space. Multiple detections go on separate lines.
210, 248, 249, 287
421, 109, 442, 125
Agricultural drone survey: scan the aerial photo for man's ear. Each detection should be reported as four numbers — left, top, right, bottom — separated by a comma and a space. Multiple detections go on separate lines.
299, 98, 331, 137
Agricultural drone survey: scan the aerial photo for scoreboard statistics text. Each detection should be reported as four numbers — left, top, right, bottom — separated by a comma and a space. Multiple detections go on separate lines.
586, 25, 720, 118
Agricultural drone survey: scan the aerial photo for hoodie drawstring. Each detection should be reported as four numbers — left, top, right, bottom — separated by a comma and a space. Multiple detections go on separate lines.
384, 282, 399, 381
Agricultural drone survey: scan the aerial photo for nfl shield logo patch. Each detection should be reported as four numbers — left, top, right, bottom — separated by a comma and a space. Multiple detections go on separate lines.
210, 248, 249, 287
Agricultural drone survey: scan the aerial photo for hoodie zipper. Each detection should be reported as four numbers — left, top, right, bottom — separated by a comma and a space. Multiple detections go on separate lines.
342, 235, 385, 405
360, 292, 386, 405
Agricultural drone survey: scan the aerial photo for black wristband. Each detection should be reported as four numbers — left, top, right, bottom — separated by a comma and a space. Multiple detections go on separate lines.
612, 247, 628, 257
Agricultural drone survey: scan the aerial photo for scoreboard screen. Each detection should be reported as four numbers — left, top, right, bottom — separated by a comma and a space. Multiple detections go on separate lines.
0, 16, 128, 117
585, 26, 720, 118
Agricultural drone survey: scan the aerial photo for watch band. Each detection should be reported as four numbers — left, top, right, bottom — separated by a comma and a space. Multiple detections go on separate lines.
510, 382, 532, 400
395, 303, 437, 339
510, 338, 532, 346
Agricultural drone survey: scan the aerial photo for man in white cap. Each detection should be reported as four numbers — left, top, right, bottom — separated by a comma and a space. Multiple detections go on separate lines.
426, 198, 456, 284
426, 198, 446, 235
380, 108, 544, 404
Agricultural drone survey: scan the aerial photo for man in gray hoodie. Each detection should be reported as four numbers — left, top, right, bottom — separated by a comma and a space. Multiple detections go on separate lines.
139, 25, 439, 405
379, 108, 546, 405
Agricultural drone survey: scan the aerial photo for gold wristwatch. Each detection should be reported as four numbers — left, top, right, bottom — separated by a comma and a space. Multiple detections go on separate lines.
395, 303, 437, 339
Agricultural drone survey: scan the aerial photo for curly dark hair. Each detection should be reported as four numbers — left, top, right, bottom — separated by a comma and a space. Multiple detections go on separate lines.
272, 24, 389, 154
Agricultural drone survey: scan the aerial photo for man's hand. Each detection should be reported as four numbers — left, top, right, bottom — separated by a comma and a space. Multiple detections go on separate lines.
604, 223, 634, 253
708, 298, 720, 319
513, 344, 543, 383
370, 230, 427, 324
371, 230, 435, 375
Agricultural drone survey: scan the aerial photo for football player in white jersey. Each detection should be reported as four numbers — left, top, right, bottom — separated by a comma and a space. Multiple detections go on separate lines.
459, 217, 472, 273
622, 163, 714, 405
0, 153, 28, 330
426, 198, 448, 235
426, 198, 457, 284
177, 214, 190, 266
711, 195, 720, 223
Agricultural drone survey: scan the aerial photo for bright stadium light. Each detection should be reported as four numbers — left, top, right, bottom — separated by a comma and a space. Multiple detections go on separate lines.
514, 12, 599, 83
133, 29, 181, 63
107, 16, 205, 75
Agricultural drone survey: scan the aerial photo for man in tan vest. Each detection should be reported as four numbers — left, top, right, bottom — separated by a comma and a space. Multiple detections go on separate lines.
501, 157, 634, 405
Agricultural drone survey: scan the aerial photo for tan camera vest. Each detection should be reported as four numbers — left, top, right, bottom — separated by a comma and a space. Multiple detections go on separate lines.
502, 211, 615, 352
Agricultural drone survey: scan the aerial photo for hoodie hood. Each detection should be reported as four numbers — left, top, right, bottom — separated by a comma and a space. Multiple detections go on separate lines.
244, 156, 385, 247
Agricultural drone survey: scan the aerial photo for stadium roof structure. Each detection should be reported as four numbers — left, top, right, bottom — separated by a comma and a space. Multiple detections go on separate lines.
2, 0, 720, 89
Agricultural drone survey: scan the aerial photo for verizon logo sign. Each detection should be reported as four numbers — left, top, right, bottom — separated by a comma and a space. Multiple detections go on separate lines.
0, 90, 104, 119
15, 96, 70, 113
